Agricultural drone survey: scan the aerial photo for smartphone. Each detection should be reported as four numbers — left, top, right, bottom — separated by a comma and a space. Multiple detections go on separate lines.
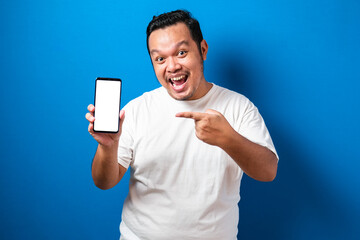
93, 77, 122, 133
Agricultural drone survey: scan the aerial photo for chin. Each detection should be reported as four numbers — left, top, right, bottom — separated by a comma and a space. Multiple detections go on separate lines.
171, 92, 195, 101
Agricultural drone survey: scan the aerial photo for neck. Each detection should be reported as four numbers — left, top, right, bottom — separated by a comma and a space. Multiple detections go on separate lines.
193, 79, 213, 100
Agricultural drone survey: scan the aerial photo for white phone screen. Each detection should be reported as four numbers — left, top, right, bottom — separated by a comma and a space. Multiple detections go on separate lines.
93, 78, 122, 133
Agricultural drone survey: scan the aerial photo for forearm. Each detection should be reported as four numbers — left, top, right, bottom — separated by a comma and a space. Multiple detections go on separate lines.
92, 142, 126, 189
220, 130, 278, 182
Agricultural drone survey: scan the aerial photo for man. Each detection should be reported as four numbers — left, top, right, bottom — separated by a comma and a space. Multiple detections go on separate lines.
86, 10, 278, 240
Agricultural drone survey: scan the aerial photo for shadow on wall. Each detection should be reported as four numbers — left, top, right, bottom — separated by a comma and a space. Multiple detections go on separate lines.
212, 50, 356, 240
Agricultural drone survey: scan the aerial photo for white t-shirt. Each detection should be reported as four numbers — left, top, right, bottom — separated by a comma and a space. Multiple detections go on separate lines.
117, 84, 278, 240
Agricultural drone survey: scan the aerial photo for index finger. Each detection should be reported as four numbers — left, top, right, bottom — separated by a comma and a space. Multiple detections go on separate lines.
175, 111, 206, 121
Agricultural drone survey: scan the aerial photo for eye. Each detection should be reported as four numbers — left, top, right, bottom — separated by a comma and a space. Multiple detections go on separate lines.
155, 56, 165, 63
178, 50, 187, 57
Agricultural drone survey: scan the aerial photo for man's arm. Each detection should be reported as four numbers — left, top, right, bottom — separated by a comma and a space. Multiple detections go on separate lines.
86, 104, 127, 189
176, 109, 278, 182
91, 142, 127, 190
219, 127, 278, 181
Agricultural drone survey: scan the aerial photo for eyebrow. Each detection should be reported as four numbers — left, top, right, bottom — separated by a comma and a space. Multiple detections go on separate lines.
150, 40, 190, 55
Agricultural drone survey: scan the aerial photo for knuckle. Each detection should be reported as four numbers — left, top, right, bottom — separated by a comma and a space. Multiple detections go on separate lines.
196, 122, 205, 131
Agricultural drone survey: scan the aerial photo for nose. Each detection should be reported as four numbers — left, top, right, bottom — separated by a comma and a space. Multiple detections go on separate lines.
166, 57, 181, 72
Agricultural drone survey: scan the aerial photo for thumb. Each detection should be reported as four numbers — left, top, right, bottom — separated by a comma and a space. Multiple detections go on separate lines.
205, 109, 220, 115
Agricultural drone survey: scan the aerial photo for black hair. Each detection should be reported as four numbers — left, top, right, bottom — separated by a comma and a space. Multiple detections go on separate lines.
146, 10, 204, 54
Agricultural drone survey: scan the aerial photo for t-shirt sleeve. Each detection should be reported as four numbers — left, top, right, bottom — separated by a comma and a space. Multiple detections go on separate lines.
238, 99, 279, 160
117, 104, 134, 169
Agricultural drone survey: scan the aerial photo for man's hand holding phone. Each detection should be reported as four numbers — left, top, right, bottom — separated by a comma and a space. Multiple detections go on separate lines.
86, 104, 125, 148
86, 77, 124, 148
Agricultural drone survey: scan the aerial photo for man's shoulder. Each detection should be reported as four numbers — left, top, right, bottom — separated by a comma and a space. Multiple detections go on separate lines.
211, 84, 250, 104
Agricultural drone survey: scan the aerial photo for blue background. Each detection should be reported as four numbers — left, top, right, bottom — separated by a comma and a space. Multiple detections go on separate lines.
1, 0, 359, 239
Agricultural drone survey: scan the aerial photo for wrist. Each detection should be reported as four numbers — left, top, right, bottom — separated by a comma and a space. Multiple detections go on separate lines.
219, 128, 241, 151
99, 140, 119, 151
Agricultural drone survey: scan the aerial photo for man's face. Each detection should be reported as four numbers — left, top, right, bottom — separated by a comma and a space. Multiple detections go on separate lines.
148, 23, 209, 101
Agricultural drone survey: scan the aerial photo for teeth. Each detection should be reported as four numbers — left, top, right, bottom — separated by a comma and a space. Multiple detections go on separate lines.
171, 75, 185, 81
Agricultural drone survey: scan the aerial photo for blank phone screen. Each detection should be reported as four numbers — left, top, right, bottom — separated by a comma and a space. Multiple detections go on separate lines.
93, 78, 121, 133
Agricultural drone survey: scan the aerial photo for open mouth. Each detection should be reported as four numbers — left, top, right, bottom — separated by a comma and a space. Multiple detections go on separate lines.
169, 75, 188, 89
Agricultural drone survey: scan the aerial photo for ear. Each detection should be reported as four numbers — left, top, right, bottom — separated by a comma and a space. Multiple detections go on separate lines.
200, 39, 208, 61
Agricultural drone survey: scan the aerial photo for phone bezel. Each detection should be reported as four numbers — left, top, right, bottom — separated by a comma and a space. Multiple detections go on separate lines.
93, 77, 122, 133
